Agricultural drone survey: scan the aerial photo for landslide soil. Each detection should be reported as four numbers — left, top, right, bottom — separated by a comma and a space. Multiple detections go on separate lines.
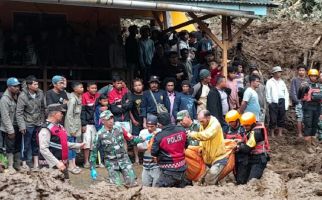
1, 135, 322, 200
2, 21, 322, 200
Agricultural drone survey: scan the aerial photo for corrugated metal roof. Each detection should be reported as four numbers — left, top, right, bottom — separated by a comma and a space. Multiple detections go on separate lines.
150, 0, 279, 7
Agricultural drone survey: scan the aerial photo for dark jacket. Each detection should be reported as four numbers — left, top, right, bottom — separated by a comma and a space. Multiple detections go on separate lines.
81, 92, 99, 126
16, 87, 45, 130
207, 87, 230, 126
164, 91, 180, 119
151, 124, 188, 171
290, 77, 308, 105
110, 92, 133, 122
140, 89, 168, 118
173, 92, 197, 119
192, 82, 211, 101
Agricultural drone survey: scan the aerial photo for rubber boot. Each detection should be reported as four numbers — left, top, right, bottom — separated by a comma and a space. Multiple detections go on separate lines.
7, 153, 16, 174
13, 152, 21, 171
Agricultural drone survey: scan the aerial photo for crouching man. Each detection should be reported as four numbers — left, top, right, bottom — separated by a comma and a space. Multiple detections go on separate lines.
38, 104, 85, 175
238, 112, 270, 183
90, 110, 141, 187
151, 112, 188, 188
187, 110, 227, 185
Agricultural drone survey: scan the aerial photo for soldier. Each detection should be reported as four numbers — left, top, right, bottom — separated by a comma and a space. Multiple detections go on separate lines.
176, 110, 199, 146
90, 110, 141, 187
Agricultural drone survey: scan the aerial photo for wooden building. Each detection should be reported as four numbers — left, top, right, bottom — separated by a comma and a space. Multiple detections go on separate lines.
0, 0, 278, 91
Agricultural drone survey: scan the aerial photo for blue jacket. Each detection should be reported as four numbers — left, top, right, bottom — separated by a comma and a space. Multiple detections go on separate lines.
140, 89, 168, 118
173, 92, 197, 119
94, 105, 103, 131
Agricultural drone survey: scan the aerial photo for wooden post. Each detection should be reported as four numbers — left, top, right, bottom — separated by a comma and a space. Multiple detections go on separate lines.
222, 16, 229, 78
162, 11, 171, 29
152, 11, 164, 30
162, 14, 214, 33
188, 12, 223, 49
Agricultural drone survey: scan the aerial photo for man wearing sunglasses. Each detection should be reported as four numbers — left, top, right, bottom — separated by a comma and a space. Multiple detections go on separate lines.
0, 77, 21, 173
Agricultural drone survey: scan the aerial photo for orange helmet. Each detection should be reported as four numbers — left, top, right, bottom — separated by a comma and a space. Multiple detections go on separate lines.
240, 112, 257, 126
225, 110, 241, 123
308, 69, 319, 76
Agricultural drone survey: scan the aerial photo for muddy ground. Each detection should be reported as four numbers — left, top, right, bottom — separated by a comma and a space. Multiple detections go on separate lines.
1, 134, 322, 200
2, 20, 322, 199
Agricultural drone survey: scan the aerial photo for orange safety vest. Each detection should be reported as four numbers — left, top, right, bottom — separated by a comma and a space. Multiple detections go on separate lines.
246, 123, 270, 155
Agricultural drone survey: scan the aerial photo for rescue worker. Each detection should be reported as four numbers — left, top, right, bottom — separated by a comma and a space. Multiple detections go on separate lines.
298, 69, 322, 144
151, 112, 189, 188
224, 110, 248, 185
176, 110, 199, 146
90, 110, 141, 187
38, 104, 85, 174
187, 110, 227, 185
237, 112, 270, 184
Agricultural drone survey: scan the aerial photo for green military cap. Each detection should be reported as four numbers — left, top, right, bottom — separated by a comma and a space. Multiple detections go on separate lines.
100, 110, 114, 120
176, 110, 190, 121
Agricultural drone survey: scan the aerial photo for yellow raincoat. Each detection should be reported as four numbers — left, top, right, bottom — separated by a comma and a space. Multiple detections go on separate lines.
190, 116, 226, 165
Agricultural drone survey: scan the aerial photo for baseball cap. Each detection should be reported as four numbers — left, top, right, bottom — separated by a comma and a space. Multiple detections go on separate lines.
6, 77, 21, 86
52, 75, 64, 85
199, 69, 211, 80
100, 110, 114, 120
157, 112, 171, 126
147, 115, 158, 125
148, 76, 160, 83
176, 110, 190, 121
47, 104, 66, 112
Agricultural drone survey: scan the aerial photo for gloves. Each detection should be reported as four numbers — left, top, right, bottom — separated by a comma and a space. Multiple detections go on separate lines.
90, 167, 97, 180
132, 136, 143, 144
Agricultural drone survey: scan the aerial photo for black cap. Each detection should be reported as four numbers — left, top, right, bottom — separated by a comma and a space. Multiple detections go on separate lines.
149, 75, 160, 83
147, 114, 158, 125
157, 112, 171, 126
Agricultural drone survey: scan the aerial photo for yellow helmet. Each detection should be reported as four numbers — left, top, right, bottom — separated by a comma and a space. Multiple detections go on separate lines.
240, 112, 257, 126
308, 69, 319, 76
225, 110, 241, 123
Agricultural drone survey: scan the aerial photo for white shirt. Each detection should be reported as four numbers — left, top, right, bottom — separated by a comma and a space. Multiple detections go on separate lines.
219, 89, 229, 115
265, 78, 289, 110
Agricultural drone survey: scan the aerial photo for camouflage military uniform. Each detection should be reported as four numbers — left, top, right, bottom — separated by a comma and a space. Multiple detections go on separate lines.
187, 120, 200, 146
90, 125, 138, 186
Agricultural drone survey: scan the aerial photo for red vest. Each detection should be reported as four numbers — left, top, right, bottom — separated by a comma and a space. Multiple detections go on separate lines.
39, 122, 69, 165
225, 126, 246, 142
248, 123, 270, 155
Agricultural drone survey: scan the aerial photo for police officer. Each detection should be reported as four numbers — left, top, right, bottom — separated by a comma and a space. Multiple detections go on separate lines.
90, 110, 141, 187
151, 112, 189, 188
299, 69, 322, 144
140, 76, 168, 129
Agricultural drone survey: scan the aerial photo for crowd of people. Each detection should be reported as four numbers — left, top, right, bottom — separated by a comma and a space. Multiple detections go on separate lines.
0, 23, 322, 189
